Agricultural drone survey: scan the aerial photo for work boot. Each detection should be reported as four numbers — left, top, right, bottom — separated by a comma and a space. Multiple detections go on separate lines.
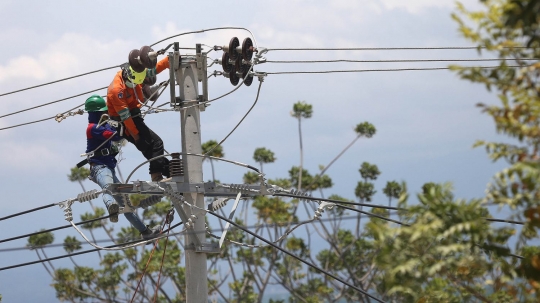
151, 173, 163, 182
107, 203, 119, 223
141, 225, 161, 244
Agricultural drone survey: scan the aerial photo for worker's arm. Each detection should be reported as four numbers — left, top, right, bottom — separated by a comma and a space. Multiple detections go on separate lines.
108, 88, 139, 139
88, 124, 122, 141
146, 57, 170, 78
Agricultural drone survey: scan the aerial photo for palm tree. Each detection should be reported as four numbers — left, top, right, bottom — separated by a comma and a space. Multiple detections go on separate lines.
202, 140, 224, 182
291, 101, 313, 191
383, 181, 402, 207
355, 162, 380, 236
309, 121, 377, 189
68, 166, 90, 192
253, 147, 276, 173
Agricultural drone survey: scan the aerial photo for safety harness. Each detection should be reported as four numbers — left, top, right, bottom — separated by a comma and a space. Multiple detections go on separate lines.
76, 145, 119, 168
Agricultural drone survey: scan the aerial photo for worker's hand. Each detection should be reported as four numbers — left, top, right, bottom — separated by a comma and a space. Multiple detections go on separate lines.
132, 133, 140, 142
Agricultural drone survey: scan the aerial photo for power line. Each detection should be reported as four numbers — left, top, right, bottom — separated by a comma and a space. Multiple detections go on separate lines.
0, 203, 57, 222
203, 79, 263, 156
336, 204, 409, 226
0, 208, 525, 272
274, 193, 402, 210
265, 65, 524, 75
266, 46, 532, 51
0, 221, 183, 272
485, 218, 524, 225
206, 209, 386, 303
0, 102, 84, 131
0, 214, 384, 253
0, 66, 118, 98
265, 58, 538, 64
0, 86, 106, 119
275, 193, 526, 226
150, 27, 257, 49
0, 215, 111, 245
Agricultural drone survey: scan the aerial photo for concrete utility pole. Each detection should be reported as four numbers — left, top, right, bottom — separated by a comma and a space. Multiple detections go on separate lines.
169, 42, 210, 302
107, 39, 262, 302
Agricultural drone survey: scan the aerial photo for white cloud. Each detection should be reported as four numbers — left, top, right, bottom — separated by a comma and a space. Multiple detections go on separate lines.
1, 141, 62, 171
0, 33, 134, 84
373, 0, 484, 14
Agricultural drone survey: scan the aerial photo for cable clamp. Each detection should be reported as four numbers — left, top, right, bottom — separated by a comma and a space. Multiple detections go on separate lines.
256, 47, 268, 56
209, 70, 223, 78
253, 57, 267, 65
208, 59, 219, 68
208, 198, 230, 212
55, 109, 84, 123
314, 201, 335, 220
287, 189, 312, 201
250, 71, 267, 82
265, 184, 285, 195
58, 199, 75, 222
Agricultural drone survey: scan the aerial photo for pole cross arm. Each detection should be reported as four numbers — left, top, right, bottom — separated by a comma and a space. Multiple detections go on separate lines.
107, 180, 276, 198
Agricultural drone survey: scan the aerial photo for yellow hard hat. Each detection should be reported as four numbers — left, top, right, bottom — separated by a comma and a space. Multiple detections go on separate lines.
127, 66, 147, 85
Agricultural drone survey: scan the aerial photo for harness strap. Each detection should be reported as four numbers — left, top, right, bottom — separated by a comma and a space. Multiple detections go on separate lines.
76, 147, 119, 168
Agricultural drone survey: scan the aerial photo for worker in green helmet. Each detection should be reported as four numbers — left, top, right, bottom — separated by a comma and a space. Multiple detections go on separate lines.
83, 94, 160, 240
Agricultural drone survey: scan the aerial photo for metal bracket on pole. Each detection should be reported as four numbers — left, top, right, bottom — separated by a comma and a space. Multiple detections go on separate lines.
168, 52, 177, 107
219, 192, 242, 248
184, 242, 220, 253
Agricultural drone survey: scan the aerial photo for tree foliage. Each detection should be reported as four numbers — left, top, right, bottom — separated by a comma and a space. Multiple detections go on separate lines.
453, 0, 540, 243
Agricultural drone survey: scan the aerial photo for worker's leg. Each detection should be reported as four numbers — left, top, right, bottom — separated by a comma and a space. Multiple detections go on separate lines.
90, 164, 119, 223
129, 116, 170, 178
110, 172, 148, 233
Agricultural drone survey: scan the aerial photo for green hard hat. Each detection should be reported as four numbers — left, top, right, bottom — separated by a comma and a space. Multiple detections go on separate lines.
85, 95, 107, 112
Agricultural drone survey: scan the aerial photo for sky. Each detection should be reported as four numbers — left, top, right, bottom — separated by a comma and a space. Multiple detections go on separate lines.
0, 0, 514, 301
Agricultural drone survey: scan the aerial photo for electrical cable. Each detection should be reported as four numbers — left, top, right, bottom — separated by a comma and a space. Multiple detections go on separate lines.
0, 220, 184, 272
125, 153, 259, 183
0, 102, 84, 131
0, 215, 371, 253
0, 43, 526, 98
153, 219, 172, 303
0, 207, 526, 270
485, 218, 524, 225
141, 81, 170, 118
0, 215, 111, 244
150, 27, 258, 51
335, 204, 409, 226
0, 203, 57, 221
0, 86, 107, 119
0, 66, 118, 98
204, 208, 385, 303
265, 58, 539, 64
131, 211, 172, 303
266, 46, 532, 51
274, 193, 402, 210
265, 65, 525, 75
70, 221, 162, 251
203, 79, 263, 157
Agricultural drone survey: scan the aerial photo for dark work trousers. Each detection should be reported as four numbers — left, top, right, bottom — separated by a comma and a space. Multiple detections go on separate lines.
125, 116, 170, 177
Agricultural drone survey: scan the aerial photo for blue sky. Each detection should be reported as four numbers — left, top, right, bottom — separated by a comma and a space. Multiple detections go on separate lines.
0, 0, 513, 301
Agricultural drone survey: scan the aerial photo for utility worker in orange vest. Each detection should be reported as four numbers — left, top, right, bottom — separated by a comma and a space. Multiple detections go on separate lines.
106, 57, 170, 181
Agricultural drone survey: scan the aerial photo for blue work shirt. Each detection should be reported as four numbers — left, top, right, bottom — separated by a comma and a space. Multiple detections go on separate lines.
86, 111, 122, 170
